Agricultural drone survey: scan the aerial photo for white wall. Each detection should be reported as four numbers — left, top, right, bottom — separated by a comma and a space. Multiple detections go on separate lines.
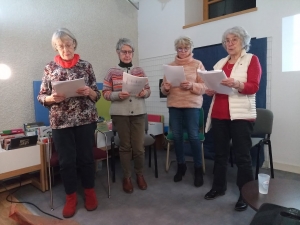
185, 0, 203, 25
0, 0, 138, 130
138, 0, 300, 173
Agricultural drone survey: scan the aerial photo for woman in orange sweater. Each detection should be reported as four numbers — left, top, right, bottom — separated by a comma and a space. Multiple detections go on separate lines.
161, 36, 206, 187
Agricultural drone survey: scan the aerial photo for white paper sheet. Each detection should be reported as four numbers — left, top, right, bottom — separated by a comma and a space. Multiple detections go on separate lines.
122, 72, 148, 95
52, 78, 86, 98
197, 70, 234, 95
163, 65, 185, 87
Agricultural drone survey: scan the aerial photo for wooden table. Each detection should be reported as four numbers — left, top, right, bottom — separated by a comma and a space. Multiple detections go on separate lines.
241, 178, 300, 211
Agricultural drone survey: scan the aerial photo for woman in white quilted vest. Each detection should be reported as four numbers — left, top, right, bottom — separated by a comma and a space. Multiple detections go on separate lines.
204, 26, 262, 212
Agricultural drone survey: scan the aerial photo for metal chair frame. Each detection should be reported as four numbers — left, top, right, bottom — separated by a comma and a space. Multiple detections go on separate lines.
95, 129, 111, 198
252, 108, 274, 180
229, 108, 274, 180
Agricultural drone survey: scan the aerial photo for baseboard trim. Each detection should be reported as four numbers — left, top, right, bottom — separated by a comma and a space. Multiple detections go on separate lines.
263, 161, 300, 174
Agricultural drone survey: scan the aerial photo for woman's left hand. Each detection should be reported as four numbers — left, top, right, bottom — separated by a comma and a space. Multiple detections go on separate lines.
221, 78, 241, 89
76, 86, 91, 96
137, 89, 146, 98
221, 78, 235, 87
180, 81, 193, 90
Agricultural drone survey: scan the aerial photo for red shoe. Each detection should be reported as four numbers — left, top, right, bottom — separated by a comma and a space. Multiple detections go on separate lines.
84, 188, 98, 211
63, 192, 77, 218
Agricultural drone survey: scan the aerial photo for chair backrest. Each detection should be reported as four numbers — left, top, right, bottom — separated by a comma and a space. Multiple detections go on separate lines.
252, 108, 273, 136
95, 91, 111, 121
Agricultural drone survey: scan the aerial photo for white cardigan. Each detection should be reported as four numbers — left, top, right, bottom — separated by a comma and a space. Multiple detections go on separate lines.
205, 49, 257, 133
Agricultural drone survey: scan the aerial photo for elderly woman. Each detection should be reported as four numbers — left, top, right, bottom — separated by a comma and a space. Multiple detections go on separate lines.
204, 26, 262, 211
102, 38, 151, 194
37, 28, 100, 218
161, 36, 206, 187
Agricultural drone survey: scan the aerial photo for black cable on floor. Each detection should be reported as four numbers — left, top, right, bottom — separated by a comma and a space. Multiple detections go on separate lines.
1, 179, 63, 220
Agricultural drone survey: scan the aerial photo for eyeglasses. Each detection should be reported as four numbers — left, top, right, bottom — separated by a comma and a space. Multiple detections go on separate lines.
177, 47, 190, 52
120, 50, 134, 55
224, 38, 239, 45
56, 43, 74, 51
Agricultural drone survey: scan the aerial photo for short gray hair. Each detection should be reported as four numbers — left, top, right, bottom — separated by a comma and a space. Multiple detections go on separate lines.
116, 38, 134, 52
222, 26, 251, 51
51, 28, 77, 51
174, 36, 194, 51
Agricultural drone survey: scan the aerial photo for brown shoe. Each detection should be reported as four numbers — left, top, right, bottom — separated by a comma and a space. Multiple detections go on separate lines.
136, 174, 147, 190
123, 177, 134, 193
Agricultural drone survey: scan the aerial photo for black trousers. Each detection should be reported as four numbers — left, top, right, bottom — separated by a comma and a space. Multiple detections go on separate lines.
52, 123, 96, 194
211, 119, 254, 192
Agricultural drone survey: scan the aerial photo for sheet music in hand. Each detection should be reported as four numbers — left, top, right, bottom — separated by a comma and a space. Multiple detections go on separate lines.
163, 65, 185, 87
197, 69, 233, 95
122, 72, 148, 95
52, 78, 86, 98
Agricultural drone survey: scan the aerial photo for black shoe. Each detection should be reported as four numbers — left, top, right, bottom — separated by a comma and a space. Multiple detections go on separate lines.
194, 167, 203, 187
174, 163, 187, 182
204, 189, 225, 200
235, 195, 248, 211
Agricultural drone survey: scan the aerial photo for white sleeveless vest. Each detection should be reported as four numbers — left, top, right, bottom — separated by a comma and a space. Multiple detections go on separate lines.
205, 49, 257, 133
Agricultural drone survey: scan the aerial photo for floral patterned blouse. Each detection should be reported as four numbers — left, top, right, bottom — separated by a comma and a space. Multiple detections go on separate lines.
37, 59, 101, 129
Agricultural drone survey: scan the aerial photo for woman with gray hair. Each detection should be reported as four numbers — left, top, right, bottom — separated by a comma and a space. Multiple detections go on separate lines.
38, 28, 100, 218
102, 38, 151, 194
161, 36, 206, 187
204, 26, 262, 211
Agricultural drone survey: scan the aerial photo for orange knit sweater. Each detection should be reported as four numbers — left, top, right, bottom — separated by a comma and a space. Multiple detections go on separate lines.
161, 54, 206, 108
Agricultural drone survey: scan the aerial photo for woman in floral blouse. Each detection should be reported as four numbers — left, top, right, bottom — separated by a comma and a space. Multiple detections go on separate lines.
37, 28, 100, 218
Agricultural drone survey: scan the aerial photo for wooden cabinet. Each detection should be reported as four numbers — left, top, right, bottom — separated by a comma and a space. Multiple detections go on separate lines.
0, 144, 46, 192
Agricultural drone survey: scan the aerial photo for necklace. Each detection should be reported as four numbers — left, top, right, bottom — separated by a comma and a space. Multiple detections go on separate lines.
226, 62, 234, 70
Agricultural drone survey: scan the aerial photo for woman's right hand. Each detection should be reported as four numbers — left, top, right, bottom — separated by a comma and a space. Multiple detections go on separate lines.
51, 93, 66, 103
163, 82, 172, 91
205, 89, 216, 96
119, 91, 130, 99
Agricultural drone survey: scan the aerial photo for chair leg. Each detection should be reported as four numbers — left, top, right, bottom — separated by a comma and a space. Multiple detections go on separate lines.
47, 143, 54, 210
105, 148, 111, 198
166, 143, 171, 172
153, 144, 158, 178
148, 146, 152, 168
268, 140, 274, 178
255, 144, 261, 180
201, 143, 205, 174
51, 167, 55, 186
111, 140, 116, 183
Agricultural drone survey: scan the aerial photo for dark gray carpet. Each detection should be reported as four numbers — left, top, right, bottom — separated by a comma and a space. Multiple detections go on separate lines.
11, 150, 300, 225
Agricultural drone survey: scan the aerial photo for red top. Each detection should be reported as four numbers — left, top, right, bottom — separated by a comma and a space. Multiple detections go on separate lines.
211, 55, 262, 119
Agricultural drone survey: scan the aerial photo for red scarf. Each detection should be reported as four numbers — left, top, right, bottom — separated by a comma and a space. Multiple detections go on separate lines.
54, 54, 80, 68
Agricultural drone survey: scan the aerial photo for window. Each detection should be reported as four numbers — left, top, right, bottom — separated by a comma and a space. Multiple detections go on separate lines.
203, 0, 256, 20
282, 13, 300, 72
184, 0, 257, 29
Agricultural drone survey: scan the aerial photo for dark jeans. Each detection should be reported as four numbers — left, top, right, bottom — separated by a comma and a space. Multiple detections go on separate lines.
211, 119, 254, 192
52, 123, 96, 194
169, 107, 202, 167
